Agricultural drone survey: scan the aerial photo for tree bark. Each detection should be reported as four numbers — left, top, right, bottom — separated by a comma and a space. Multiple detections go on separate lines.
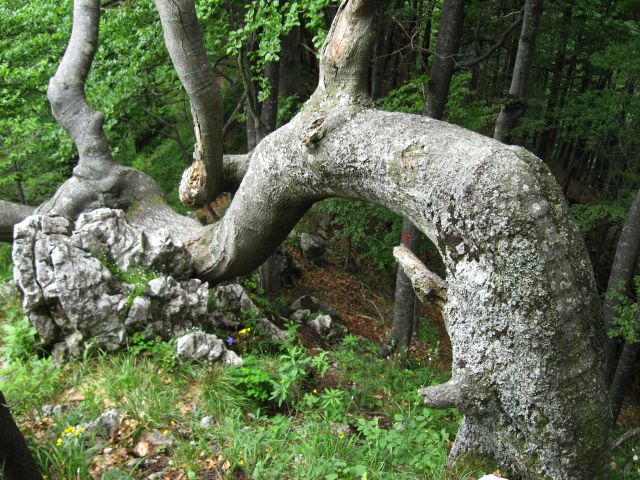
12, 0, 611, 478
380, 219, 421, 356
609, 340, 640, 424
603, 189, 640, 385
0, 391, 42, 480
423, 0, 465, 119
155, 0, 224, 207
493, 0, 542, 143
279, 27, 302, 98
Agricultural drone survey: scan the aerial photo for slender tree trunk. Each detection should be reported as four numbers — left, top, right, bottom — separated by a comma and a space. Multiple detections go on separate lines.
371, 2, 390, 100
0, 391, 42, 480
257, 59, 282, 294
381, 219, 421, 356
423, 0, 465, 119
493, 0, 542, 143
279, 26, 302, 98
155, 0, 223, 206
610, 340, 640, 423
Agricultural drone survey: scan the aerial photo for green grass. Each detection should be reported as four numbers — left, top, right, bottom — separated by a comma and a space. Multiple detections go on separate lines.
2, 283, 638, 479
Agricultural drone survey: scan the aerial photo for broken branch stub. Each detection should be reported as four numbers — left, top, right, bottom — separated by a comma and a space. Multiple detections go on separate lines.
393, 244, 447, 305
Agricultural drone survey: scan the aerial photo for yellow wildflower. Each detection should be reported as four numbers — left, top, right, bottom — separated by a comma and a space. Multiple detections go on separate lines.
162, 429, 170, 436
238, 328, 251, 335
239, 459, 245, 466
56, 438, 63, 447
312, 389, 318, 394
339, 432, 346, 439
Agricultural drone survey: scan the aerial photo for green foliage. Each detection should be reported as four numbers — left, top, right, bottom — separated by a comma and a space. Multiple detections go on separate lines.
128, 333, 177, 372
571, 201, 629, 232
227, 0, 337, 101
0, 244, 12, 282
606, 278, 640, 343
1, 310, 38, 362
228, 356, 276, 402
33, 425, 101, 480
376, 72, 492, 132
354, 409, 451, 473
321, 198, 402, 271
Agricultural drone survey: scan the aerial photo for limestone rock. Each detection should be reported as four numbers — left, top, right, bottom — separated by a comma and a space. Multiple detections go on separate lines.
176, 332, 224, 362
199, 416, 214, 428
309, 314, 332, 336
300, 233, 325, 263
222, 350, 244, 366
212, 284, 257, 314
12, 210, 210, 358
256, 318, 288, 341
83, 409, 123, 440
289, 295, 337, 316
291, 309, 310, 323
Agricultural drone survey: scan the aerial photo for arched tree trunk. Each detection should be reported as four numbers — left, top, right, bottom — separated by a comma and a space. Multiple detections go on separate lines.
9, 0, 610, 478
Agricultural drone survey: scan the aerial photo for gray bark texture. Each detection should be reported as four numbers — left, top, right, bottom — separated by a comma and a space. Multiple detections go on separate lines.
381, 219, 421, 356
155, 0, 224, 207
493, 0, 542, 143
10, 0, 610, 478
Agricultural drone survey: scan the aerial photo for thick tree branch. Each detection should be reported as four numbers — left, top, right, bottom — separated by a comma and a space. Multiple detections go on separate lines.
47, 0, 114, 180
155, 0, 224, 206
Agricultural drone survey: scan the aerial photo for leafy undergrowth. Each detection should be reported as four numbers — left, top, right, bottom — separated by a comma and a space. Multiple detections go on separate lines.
0, 280, 500, 480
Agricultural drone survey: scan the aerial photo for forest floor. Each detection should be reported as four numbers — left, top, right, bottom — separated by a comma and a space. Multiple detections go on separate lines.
0, 228, 639, 479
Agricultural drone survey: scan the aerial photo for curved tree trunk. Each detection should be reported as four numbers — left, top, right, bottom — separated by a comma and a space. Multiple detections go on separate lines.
10, 0, 610, 478
603, 189, 640, 385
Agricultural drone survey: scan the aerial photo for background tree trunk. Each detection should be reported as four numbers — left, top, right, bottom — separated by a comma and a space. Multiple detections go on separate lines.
493, 0, 542, 143
423, 0, 465, 118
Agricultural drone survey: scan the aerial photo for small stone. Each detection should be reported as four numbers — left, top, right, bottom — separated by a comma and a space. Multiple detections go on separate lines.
309, 314, 332, 336
200, 416, 214, 428
132, 440, 150, 458
222, 350, 244, 366
176, 332, 225, 362
257, 318, 288, 341
289, 295, 337, 316
479, 475, 507, 480
144, 429, 174, 448
291, 309, 310, 323
94, 409, 123, 439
